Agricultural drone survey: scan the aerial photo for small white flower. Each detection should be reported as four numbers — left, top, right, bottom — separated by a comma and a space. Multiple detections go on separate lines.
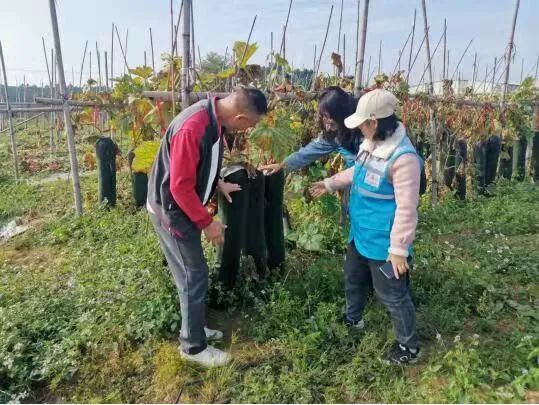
454, 335, 461, 343
521, 368, 529, 375
472, 334, 480, 339
485, 229, 491, 234
436, 332, 442, 341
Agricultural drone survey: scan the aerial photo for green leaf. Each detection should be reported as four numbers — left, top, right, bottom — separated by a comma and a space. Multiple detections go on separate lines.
128, 66, 154, 79
233, 41, 258, 68
132, 141, 160, 174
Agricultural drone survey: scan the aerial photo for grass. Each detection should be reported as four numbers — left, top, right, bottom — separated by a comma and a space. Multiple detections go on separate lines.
0, 128, 538, 402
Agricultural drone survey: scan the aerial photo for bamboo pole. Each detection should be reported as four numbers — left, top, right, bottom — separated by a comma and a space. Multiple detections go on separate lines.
124, 29, 128, 74
392, 26, 413, 75
48, 0, 83, 215
377, 40, 382, 74
417, 30, 446, 87
42, 37, 55, 155
114, 26, 129, 72
337, 0, 343, 53
172, 1, 184, 57
150, 27, 156, 75
144, 51, 147, 67
79, 40, 88, 88
311, 5, 334, 91
343, 34, 346, 77
89, 51, 92, 82
472, 52, 478, 88
407, 31, 427, 82
240, 15, 258, 67
535, 55, 539, 81
354, 0, 369, 95
280, 0, 293, 56
365, 55, 371, 86
104, 51, 109, 91
355, 0, 360, 73
170, 0, 176, 115
0, 41, 19, 180
0, 113, 46, 134
520, 57, 524, 83
190, 0, 195, 73
111, 23, 114, 87
442, 18, 447, 79
502, 1, 519, 105
407, 9, 417, 79
421, 0, 438, 206
450, 39, 473, 80
96, 42, 102, 92
181, 0, 192, 110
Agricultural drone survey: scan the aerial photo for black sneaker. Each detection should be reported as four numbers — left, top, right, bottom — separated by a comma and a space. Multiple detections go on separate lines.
341, 314, 365, 329
385, 341, 420, 364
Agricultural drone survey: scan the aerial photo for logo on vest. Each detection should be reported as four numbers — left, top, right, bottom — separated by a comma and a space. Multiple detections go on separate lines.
365, 171, 381, 188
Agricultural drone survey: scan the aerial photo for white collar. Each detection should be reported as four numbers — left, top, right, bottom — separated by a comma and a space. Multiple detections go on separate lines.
359, 122, 407, 160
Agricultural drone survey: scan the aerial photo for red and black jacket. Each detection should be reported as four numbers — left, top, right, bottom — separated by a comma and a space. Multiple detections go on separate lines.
147, 98, 223, 237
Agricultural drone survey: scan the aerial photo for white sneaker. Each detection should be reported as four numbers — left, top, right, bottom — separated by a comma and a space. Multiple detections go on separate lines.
180, 345, 231, 367
204, 327, 224, 341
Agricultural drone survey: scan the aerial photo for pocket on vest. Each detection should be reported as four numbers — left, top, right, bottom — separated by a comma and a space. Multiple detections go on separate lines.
356, 217, 391, 232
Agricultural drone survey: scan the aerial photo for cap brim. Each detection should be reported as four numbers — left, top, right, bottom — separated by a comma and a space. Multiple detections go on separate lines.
344, 113, 367, 129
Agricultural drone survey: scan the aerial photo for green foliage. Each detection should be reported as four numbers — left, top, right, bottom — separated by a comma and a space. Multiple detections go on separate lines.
131, 141, 160, 174
233, 41, 257, 68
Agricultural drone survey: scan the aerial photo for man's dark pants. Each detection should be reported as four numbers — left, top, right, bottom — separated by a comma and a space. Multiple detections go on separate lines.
344, 242, 419, 349
149, 213, 208, 355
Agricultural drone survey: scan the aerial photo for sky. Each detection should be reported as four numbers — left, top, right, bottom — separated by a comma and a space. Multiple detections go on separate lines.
0, 0, 537, 88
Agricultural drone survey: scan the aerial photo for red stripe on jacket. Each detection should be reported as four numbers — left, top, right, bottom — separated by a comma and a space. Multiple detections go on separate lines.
169, 109, 213, 230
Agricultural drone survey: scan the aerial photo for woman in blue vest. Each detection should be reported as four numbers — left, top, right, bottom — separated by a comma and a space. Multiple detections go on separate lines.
311, 89, 422, 364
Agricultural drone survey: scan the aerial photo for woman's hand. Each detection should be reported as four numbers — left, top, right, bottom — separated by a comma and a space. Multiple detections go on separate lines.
310, 181, 328, 198
258, 162, 284, 176
218, 180, 242, 203
387, 253, 409, 279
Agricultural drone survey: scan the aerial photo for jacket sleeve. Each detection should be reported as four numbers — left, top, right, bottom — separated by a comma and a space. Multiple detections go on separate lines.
323, 166, 354, 192
169, 128, 213, 230
283, 135, 338, 171
388, 154, 421, 257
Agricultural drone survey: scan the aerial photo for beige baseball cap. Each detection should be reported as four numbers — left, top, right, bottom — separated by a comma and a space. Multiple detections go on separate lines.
344, 89, 399, 129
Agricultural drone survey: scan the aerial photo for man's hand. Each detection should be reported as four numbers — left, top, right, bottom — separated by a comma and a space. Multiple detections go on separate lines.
258, 162, 284, 176
309, 181, 328, 198
387, 253, 409, 279
218, 179, 241, 203
203, 220, 227, 246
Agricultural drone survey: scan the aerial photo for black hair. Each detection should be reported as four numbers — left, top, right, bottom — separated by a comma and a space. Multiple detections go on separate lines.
373, 114, 400, 141
317, 86, 362, 152
234, 86, 268, 116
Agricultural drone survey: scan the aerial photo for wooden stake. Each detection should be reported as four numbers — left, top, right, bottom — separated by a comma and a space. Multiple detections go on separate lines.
104, 51, 109, 91
172, 1, 184, 57
124, 29, 129, 74
472, 52, 478, 88
190, 0, 195, 72
354, 0, 369, 94
312, 5, 334, 91
421, 0, 438, 206
392, 26, 413, 75
111, 23, 114, 87
171, 0, 176, 115
442, 18, 447, 79
502, 0, 519, 105
343, 33, 346, 77
337, 0, 344, 53
150, 27, 156, 75
48, 0, 83, 215
280, 0, 293, 56
0, 41, 19, 180
144, 51, 147, 67
450, 39, 473, 80
79, 40, 88, 88
407, 9, 417, 79
365, 55, 371, 86
96, 42, 102, 92
89, 50, 92, 81
240, 15, 258, 67
181, 0, 192, 110
114, 26, 130, 71
520, 57, 524, 83
355, 0, 360, 73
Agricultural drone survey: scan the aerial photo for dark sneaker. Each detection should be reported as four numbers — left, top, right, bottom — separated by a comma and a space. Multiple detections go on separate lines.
385, 341, 420, 364
341, 314, 365, 329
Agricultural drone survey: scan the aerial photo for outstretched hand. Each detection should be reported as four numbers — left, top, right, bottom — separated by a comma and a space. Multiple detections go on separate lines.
309, 181, 328, 198
218, 180, 242, 203
258, 163, 284, 176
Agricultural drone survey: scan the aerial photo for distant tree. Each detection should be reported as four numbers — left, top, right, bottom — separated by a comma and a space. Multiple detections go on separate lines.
200, 52, 228, 74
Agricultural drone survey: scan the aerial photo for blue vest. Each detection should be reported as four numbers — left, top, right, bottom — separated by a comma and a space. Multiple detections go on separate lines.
349, 135, 421, 261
